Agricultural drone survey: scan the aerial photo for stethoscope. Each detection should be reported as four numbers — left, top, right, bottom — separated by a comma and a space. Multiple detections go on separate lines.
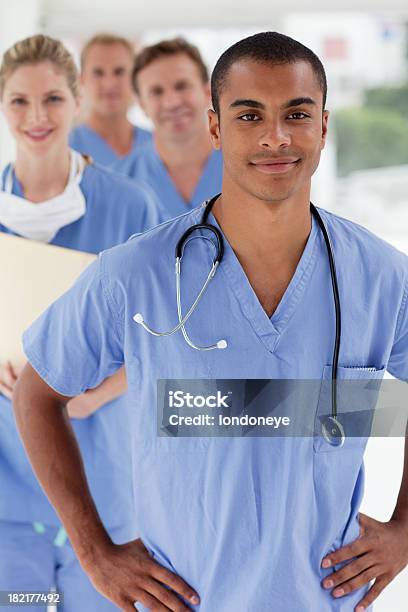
134, 194, 345, 447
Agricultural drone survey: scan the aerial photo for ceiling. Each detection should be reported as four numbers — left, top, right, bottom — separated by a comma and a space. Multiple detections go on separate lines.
40, 0, 408, 36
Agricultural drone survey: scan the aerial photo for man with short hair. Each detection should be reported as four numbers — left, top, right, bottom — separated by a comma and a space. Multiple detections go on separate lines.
117, 37, 222, 221
14, 32, 408, 611
70, 33, 151, 167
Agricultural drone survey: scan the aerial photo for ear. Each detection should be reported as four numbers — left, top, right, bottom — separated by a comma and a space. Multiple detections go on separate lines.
208, 109, 221, 150
321, 110, 329, 150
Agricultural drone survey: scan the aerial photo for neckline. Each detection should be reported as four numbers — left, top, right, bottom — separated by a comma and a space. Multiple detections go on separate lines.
2, 161, 88, 198
150, 141, 218, 208
203, 205, 319, 353
82, 124, 137, 160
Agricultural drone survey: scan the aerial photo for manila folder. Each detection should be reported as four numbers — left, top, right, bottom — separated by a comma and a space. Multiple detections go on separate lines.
0, 233, 96, 364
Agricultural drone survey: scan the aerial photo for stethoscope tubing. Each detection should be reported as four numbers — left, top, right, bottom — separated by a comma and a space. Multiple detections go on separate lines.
138, 193, 344, 444
194, 194, 343, 434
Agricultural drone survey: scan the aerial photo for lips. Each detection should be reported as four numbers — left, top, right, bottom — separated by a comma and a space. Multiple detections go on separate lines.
250, 158, 300, 174
160, 108, 193, 122
24, 129, 53, 142
102, 93, 121, 100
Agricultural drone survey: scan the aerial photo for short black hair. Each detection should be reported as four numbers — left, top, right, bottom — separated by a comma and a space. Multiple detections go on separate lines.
211, 31, 327, 115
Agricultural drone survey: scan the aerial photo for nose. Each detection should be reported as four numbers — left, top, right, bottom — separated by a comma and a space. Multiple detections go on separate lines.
161, 89, 183, 110
27, 100, 48, 124
101, 73, 117, 90
259, 119, 291, 149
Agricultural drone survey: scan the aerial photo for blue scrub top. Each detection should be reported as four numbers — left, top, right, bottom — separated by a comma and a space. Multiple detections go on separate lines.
0, 162, 160, 536
115, 139, 223, 222
23, 205, 408, 610
69, 123, 152, 168
0, 162, 160, 253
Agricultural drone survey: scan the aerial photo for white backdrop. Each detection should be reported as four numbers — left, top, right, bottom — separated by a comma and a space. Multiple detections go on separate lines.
0, 2, 407, 610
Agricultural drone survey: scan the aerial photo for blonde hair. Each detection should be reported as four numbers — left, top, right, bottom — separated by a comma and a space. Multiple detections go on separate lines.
80, 33, 134, 70
0, 34, 79, 99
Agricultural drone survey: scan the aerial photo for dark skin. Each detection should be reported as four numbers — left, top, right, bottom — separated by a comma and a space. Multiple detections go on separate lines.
207, 59, 408, 610
12, 368, 199, 612
209, 60, 328, 318
13, 59, 408, 611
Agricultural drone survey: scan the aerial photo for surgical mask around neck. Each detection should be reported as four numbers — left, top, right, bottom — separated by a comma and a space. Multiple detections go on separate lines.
0, 149, 87, 243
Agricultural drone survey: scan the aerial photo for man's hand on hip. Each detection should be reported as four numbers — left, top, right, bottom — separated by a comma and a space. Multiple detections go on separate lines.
84, 537, 200, 612
321, 512, 408, 611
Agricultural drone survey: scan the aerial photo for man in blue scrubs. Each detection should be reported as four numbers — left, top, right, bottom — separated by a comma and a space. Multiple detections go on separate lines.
117, 38, 223, 222
14, 32, 408, 611
70, 34, 151, 167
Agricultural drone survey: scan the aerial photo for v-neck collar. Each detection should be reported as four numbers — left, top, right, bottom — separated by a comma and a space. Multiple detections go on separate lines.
82, 125, 137, 161
205, 206, 319, 353
150, 141, 218, 208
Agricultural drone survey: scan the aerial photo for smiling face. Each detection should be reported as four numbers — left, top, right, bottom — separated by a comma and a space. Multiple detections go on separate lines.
81, 43, 134, 118
136, 53, 210, 143
1, 61, 79, 158
208, 59, 328, 204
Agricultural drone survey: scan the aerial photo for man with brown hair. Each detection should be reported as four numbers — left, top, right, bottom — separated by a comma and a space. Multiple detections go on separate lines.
70, 33, 151, 167
117, 37, 222, 222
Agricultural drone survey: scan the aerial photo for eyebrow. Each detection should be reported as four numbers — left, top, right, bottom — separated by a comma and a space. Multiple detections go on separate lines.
229, 96, 317, 110
230, 99, 265, 109
283, 97, 316, 108
8, 89, 64, 97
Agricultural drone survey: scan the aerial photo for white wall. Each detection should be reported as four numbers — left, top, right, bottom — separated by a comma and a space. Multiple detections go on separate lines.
361, 437, 407, 611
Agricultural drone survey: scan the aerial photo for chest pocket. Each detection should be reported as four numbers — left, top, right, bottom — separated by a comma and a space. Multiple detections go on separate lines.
313, 365, 385, 453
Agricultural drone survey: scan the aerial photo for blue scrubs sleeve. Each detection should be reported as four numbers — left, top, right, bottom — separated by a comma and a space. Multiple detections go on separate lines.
388, 278, 408, 380
22, 256, 124, 397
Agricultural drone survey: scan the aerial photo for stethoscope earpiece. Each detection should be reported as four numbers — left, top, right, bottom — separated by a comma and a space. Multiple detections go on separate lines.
217, 340, 228, 349
133, 195, 226, 351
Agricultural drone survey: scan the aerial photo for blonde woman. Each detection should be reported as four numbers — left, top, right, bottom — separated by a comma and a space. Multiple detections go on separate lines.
0, 35, 159, 611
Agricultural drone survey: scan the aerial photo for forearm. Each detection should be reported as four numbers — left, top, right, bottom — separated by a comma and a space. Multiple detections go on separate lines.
390, 427, 408, 527
12, 364, 112, 565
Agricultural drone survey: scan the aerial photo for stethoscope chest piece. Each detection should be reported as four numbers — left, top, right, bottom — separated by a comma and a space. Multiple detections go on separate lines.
321, 415, 345, 448
134, 196, 346, 443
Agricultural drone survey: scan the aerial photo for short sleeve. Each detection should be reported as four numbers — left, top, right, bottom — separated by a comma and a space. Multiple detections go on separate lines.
387, 278, 408, 381
23, 254, 124, 397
